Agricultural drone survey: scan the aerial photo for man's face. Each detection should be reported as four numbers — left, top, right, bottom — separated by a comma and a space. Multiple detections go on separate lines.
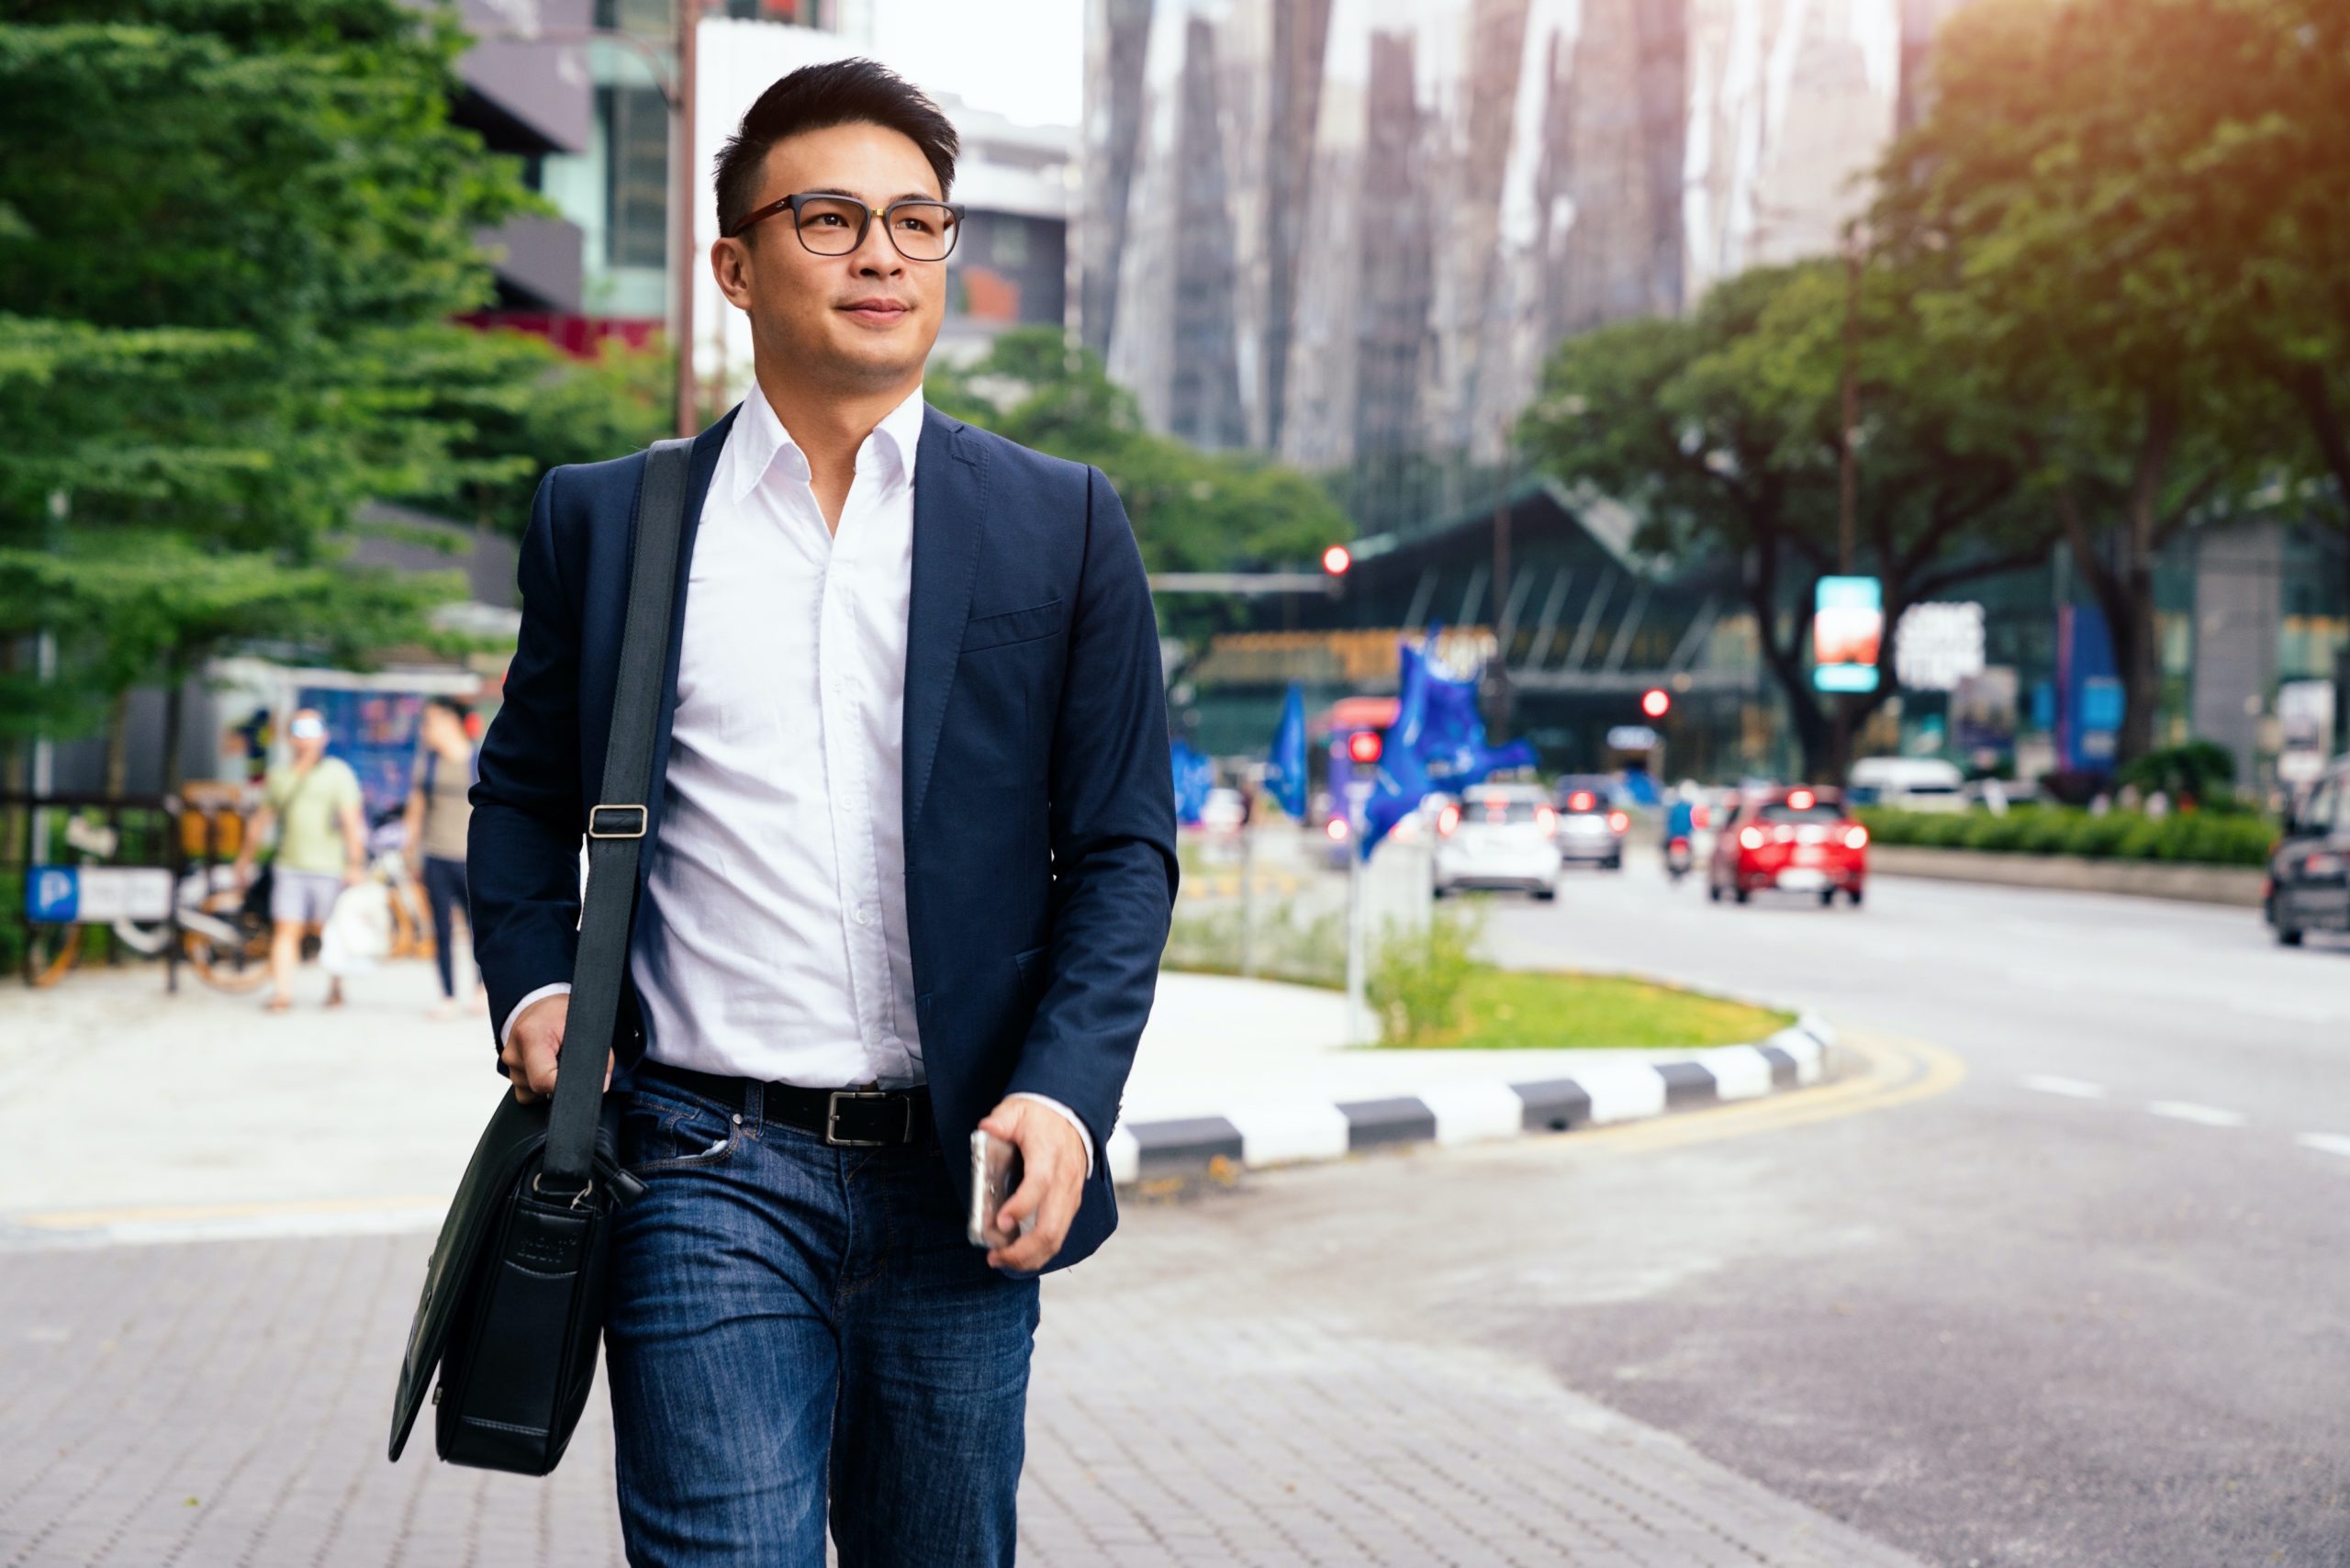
712, 121, 950, 394
288, 710, 328, 765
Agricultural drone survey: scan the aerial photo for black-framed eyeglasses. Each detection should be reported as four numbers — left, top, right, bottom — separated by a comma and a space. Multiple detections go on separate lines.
724, 193, 964, 261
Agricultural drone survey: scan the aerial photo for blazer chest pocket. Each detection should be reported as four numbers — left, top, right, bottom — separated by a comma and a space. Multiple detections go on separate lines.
963, 598, 1064, 654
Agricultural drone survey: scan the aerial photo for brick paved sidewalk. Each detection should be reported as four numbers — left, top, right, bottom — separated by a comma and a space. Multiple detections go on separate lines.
0, 1197, 1919, 1568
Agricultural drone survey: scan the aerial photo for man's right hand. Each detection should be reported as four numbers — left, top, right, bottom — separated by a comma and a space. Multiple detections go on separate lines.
499, 993, 611, 1104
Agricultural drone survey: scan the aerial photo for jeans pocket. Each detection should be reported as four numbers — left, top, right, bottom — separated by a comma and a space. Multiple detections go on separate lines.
621, 1091, 741, 1175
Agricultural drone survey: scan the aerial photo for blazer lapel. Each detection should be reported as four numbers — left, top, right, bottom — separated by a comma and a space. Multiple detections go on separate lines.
903, 407, 989, 833
637, 405, 737, 892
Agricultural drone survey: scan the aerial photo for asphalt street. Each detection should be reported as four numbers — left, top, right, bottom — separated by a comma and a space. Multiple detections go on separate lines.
1425, 853, 2350, 1566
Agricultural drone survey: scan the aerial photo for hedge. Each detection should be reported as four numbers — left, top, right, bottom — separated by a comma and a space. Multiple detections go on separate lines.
1855, 804, 2277, 868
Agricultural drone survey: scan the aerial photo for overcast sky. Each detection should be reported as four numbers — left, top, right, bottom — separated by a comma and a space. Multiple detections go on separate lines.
870, 0, 1086, 129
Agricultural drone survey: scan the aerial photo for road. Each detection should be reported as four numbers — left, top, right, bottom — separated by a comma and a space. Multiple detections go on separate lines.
1448, 854, 2350, 1566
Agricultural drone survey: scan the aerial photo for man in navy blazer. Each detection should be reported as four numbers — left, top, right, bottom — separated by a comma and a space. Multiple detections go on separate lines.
467, 59, 1176, 1566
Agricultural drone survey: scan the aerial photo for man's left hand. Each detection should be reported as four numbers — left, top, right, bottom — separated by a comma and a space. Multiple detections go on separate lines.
977, 1097, 1089, 1274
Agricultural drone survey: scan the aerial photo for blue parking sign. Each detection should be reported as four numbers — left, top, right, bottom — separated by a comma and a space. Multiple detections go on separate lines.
27, 866, 79, 923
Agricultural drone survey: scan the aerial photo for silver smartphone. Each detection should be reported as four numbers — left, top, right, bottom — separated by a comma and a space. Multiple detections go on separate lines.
968, 1129, 1026, 1249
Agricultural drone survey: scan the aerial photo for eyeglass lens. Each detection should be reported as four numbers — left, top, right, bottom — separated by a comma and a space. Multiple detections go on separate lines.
794, 197, 959, 261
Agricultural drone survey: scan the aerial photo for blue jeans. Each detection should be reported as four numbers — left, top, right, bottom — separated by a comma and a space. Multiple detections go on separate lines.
419, 855, 468, 999
605, 1070, 1040, 1567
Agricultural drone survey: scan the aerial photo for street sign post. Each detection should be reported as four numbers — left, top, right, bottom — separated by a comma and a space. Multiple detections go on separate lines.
25, 865, 173, 924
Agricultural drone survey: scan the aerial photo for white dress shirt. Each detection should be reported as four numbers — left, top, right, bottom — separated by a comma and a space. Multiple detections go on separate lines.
505, 383, 1090, 1165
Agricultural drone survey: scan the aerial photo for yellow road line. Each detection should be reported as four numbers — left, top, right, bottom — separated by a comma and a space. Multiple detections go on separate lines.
1563, 1028, 1966, 1156
11, 1193, 446, 1230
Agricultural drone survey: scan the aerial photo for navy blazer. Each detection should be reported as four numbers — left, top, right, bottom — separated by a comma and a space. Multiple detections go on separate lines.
466, 404, 1180, 1272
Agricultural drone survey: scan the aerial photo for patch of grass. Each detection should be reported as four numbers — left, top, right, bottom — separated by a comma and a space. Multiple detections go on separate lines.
1383, 968, 1795, 1051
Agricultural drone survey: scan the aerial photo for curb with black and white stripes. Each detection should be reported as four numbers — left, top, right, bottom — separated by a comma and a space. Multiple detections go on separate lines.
1104, 1014, 1839, 1184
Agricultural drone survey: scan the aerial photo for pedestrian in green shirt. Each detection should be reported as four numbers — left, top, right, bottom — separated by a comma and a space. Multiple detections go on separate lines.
231, 707, 368, 1012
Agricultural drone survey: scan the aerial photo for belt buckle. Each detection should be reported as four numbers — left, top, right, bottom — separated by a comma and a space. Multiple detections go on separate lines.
824, 1090, 906, 1148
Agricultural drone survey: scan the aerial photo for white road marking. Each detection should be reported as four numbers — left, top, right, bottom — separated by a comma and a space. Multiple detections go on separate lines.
2147, 1101, 2248, 1129
2297, 1133, 2350, 1159
2020, 1074, 2107, 1100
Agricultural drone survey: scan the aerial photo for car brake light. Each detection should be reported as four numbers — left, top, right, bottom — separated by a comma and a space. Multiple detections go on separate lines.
1438, 803, 1461, 837
1607, 811, 1629, 834
1326, 817, 1350, 842
2306, 851, 2343, 877
1845, 825, 1869, 849
1789, 789, 1815, 809
1739, 826, 1764, 851
1568, 790, 1595, 812
1535, 805, 1556, 837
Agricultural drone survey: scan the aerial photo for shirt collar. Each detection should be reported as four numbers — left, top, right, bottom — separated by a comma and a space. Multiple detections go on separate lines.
729, 381, 926, 504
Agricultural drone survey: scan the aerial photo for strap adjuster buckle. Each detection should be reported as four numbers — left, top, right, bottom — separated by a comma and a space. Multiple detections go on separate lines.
825, 1090, 909, 1148
588, 803, 648, 839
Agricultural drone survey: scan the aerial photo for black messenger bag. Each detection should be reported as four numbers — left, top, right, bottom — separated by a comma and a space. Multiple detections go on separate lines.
387, 435, 695, 1475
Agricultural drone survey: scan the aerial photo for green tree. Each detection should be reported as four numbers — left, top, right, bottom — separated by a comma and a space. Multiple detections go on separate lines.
1521, 261, 2051, 782
1869, 0, 2303, 763
0, 0, 536, 788
934, 328, 1355, 643
392, 328, 677, 538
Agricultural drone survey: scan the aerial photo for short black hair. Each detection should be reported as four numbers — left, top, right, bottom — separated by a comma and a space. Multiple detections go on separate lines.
713, 58, 959, 240
427, 696, 470, 723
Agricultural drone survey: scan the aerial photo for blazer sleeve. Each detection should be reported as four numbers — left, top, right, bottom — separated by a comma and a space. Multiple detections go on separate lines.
1002, 465, 1181, 1145
467, 467, 586, 1065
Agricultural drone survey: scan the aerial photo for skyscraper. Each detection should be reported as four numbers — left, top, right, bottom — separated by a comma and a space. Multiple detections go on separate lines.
1080, 0, 1964, 534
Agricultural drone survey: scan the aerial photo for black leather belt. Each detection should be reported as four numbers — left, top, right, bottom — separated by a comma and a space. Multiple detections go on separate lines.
634, 1062, 931, 1148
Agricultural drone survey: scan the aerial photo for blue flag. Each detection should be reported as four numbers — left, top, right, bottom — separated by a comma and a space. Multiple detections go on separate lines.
1266, 683, 1307, 821
1170, 738, 1214, 825
1360, 644, 1434, 859
1416, 631, 1539, 790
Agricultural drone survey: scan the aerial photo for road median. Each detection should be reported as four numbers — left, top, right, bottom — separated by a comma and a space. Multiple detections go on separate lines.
1106, 1010, 1842, 1184
1869, 844, 2265, 907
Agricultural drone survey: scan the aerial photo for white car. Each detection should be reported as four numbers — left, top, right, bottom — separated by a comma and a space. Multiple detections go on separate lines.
1433, 784, 1561, 901
1847, 756, 1966, 811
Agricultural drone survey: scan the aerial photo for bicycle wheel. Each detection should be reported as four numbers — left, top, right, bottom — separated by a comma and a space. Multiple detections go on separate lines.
183, 890, 272, 993
27, 925, 82, 988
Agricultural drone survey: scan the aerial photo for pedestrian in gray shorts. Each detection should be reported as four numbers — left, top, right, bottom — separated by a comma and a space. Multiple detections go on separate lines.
232, 707, 368, 1012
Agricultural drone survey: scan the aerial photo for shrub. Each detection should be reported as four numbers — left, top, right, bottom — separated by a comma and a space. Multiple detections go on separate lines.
2117, 738, 2237, 802
1369, 903, 1486, 1046
2065, 812, 2134, 859
1165, 895, 1348, 989
1856, 803, 2277, 867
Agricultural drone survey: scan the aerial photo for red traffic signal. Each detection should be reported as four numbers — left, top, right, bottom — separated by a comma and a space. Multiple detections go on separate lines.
1346, 730, 1382, 765
1322, 544, 1352, 576
1639, 688, 1672, 719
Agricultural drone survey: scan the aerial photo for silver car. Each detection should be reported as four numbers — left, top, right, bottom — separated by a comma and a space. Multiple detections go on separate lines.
1550, 776, 1628, 869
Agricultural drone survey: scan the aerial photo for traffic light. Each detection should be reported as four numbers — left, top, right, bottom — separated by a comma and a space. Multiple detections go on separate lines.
1322, 544, 1352, 576
1346, 730, 1382, 765
1639, 688, 1671, 720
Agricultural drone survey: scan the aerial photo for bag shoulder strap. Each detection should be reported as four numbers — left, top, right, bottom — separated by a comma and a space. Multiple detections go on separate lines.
543, 437, 696, 1186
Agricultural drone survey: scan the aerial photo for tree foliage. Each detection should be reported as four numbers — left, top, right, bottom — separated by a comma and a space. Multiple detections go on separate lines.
0, 0, 536, 774
932, 328, 1354, 643
1521, 261, 2049, 781
1870, 0, 2341, 760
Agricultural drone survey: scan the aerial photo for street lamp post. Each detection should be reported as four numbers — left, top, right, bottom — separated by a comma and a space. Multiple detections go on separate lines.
671, 0, 702, 439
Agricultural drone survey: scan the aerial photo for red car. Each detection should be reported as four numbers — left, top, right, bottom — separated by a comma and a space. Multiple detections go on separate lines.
1708, 787, 1868, 907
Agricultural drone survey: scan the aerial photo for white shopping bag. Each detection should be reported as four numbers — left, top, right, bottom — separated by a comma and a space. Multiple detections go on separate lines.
319, 882, 392, 975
